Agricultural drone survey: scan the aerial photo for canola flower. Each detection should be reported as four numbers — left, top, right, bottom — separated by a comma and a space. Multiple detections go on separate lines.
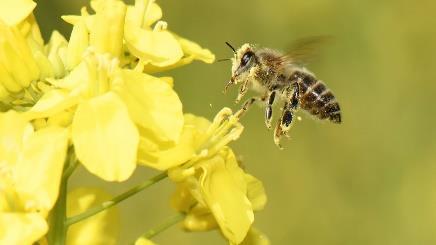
0, 0, 269, 244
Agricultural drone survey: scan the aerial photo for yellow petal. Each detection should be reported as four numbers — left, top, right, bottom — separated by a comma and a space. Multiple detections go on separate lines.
138, 114, 209, 170
125, 23, 183, 67
115, 69, 183, 143
0, 21, 40, 90
144, 2, 162, 26
90, 0, 126, 57
0, 0, 36, 26
25, 89, 80, 120
183, 205, 218, 231
239, 227, 270, 245
66, 20, 89, 70
199, 151, 253, 244
47, 61, 88, 92
125, 0, 162, 28
14, 126, 69, 212
72, 92, 139, 182
0, 212, 47, 245
135, 237, 157, 245
167, 109, 244, 182
66, 188, 119, 245
245, 174, 267, 211
174, 34, 215, 63
142, 35, 215, 73
0, 111, 31, 165
46, 31, 68, 78
171, 182, 197, 213
143, 56, 195, 74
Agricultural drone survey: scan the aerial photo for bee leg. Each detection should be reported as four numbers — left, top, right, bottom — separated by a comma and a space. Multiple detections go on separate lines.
235, 80, 250, 103
281, 83, 300, 137
265, 90, 276, 129
273, 117, 284, 149
236, 97, 258, 118
236, 95, 267, 118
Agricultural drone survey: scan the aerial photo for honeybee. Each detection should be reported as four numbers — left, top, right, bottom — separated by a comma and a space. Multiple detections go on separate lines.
224, 37, 342, 148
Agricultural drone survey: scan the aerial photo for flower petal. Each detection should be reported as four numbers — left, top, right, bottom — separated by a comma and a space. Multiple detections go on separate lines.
115, 69, 183, 143
124, 23, 183, 67
66, 188, 119, 245
245, 174, 267, 211
174, 34, 215, 63
199, 151, 253, 244
90, 0, 126, 57
144, 2, 162, 27
0, 212, 47, 244
138, 114, 209, 170
183, 204, 218, 232
171, 182, 197, 213
66, 20, 89, 70
0, 0, 36, 26
239, 227, 270, 245
72, 92, 139, 182
25, 89, 80, 120
0, 111, 30, 165
14, 126, 69, 212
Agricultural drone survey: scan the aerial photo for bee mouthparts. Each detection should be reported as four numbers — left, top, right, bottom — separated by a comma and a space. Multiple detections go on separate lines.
223, 79, 234, 94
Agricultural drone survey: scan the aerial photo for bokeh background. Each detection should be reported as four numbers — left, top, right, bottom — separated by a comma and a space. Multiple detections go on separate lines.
36, 0, 436, 244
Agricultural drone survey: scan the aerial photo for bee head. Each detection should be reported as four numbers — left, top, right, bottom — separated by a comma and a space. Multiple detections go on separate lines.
226, 43, 257, 85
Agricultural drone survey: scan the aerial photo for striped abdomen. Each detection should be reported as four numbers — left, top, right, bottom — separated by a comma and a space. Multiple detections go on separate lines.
293, 71, 341, 123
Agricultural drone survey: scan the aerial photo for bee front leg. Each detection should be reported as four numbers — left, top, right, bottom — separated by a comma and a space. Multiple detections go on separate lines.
235, 80, 250, 103
265, 90, 276, 129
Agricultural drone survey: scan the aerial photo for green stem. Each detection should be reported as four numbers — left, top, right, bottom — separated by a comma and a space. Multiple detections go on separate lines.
47, 172, 68, 245
140, 213, 186, 240
62, 150, 78, 179
65, 171, 168, 227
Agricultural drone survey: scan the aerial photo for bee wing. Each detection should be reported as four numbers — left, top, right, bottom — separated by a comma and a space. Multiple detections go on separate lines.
282, 35, 332, 66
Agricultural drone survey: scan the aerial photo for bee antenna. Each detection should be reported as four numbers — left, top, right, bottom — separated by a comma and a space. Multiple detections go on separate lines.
216, 58, 231, 62
225, 42, 236, 54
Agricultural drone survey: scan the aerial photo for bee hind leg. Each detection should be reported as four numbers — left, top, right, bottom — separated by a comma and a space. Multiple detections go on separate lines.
281, 82, 300, 137
273, 117, 284, 149
273, 83, 300, 148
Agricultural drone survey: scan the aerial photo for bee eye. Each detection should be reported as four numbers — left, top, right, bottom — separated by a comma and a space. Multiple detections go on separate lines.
240, 52, 253, 67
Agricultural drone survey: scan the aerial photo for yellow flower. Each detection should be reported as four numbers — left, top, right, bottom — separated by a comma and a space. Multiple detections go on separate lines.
138, 107, 244, 172
171, 148, 267, 244
66, 188, 119, 245
0, 0, 36, 27
123, 0, 215, 72
14, 0, 214, 182
0, 111, 69, 244
0, 20, 40, 98
71, 91, 140, 182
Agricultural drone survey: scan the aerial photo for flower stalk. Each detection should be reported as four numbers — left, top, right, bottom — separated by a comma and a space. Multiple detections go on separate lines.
47, 158, 71, 245
140, 213, 186, 240
65, 171, 168, 226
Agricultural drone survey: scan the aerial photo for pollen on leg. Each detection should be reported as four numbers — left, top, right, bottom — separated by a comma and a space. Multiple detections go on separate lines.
273, 118, 284, 149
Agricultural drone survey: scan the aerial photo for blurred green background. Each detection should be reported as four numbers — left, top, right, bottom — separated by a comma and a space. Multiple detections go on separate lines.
36, 0, 436, 244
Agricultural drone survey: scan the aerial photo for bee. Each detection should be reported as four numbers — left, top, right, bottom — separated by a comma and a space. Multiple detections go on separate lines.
223, 37, 342, 148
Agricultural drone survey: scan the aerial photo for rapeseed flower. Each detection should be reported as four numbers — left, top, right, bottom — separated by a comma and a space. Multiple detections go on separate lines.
0, 111, 68, 244
0, 0, 268, 244
171, 147, 267, 244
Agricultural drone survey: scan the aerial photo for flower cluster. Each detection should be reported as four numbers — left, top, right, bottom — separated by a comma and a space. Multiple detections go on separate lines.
0, 0, 268, 244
